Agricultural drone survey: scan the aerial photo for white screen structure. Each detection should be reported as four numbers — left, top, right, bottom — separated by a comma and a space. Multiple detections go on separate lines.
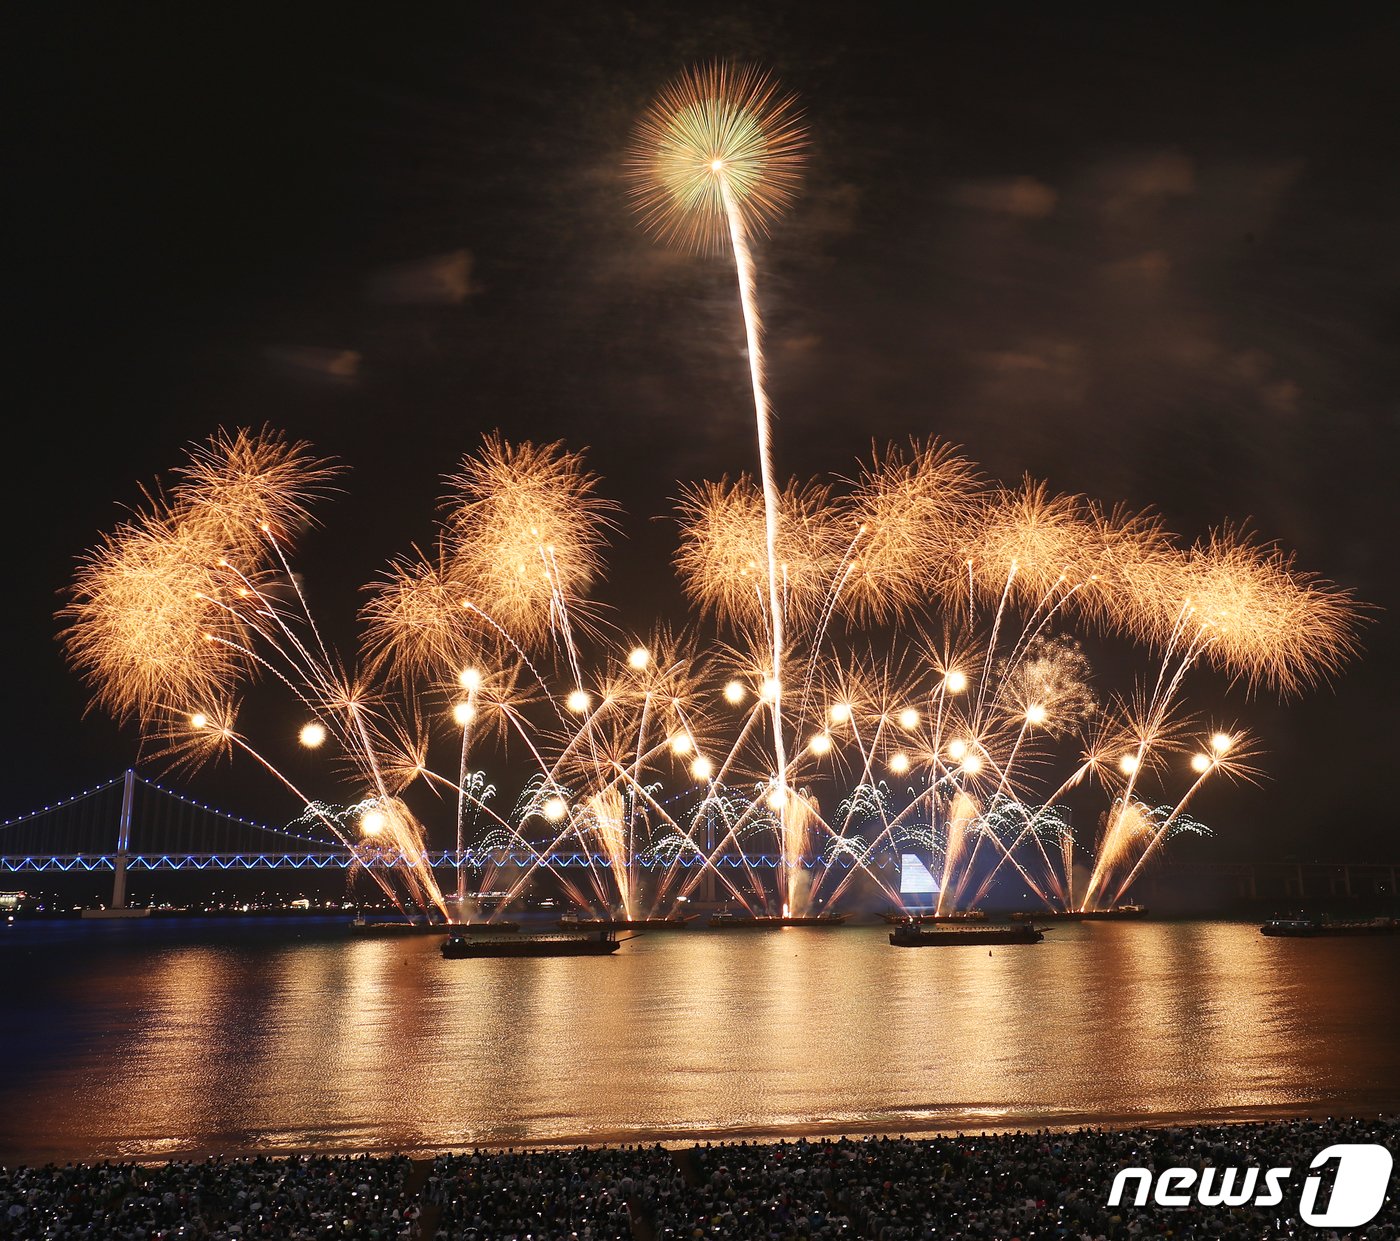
899, 853, 940, 896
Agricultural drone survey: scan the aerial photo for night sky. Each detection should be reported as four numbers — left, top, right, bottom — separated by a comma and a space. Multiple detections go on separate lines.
8, 5, 1398, 863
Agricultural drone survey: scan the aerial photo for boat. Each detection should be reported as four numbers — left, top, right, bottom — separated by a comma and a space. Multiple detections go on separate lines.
889, 920, 1044, 947
879, 909, 986, 924
707, 912, 849, 928
1261, 916, 1400, 938
351, 916, 449, 935
441, 929, 626, 957
1009, 905, 1146, 922
557, 914, 697, 931
352, 918, 521, 936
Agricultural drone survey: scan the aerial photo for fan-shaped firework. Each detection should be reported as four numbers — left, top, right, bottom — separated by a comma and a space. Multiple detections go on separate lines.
61, 426, 1365, 921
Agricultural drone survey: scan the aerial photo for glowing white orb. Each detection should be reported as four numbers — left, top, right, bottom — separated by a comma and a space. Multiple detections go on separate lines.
1191, 753, 1212, 773
889, 752, 911, 775
809, 732, 832, 755
1211, 732, 1233, 754
566, 689, 591, 714
627, 647, 650, 670
1119, 753, 1140, 775
452, 702, 476, 726
723, 680, 746, 704
759, 676, 782, 703
897, 708, 919, 730
542, 796, 568, 822
190, 713, 209, 730
963, 754, 984, 775
669, 733, 693, 756
299, 722, 326, 748
1025, 704, 1048, 726
944, 670, 968, 693
829, 703, 852, 725
361, 809, 387, 836
947, 738, 968, 761
690, 756, 714, 781
458, 667, 482, 691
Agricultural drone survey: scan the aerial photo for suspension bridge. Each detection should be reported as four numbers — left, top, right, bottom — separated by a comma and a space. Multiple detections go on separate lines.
0, 772, 360, 907
6, 774, 1392, 913
0, 772, 900, 910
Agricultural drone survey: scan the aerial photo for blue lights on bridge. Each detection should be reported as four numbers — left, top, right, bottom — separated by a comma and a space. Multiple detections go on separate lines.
0, 772, 904, 875
1, 850, 888, 872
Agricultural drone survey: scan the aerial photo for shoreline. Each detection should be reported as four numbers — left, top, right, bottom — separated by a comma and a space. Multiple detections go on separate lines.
8, 1116, 1397, 1238
5, 1103, 1390, 1170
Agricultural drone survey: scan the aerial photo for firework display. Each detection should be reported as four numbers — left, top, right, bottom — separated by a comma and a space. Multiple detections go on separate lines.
58, 66, 1362, 924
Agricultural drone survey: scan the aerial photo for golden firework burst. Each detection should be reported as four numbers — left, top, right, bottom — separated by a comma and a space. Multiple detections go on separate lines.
1180, 525, 1363, 696
628, 62, 806, 253
174, 425, 340, 553
838, 439, 983, 622
362, 551, 477, 681
445, 435, 617, 648
674, 474, 842, 627
61, 510, 251, 723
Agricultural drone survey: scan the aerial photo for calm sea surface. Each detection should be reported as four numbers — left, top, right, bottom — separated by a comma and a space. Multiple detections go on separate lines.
3, 916, 1399, 1165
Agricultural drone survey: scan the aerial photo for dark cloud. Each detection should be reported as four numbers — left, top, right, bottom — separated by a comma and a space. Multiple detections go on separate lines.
263, 345, 362, 380
366, 250, 478, 305
949, 176, 1058, 218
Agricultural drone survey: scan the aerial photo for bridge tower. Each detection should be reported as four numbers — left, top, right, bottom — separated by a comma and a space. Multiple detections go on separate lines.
110, 768, 135, 910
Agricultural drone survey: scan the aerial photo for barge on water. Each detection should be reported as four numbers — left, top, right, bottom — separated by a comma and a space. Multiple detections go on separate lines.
879, 909, 986, 924
1009, 904, 1147, 922
889, 921, 1044, 947
351, 917, 521, 936
557, 914, 697, 931
707, 912, 849, 929
442, 929, 627, 957
1261, 916, 1400, 938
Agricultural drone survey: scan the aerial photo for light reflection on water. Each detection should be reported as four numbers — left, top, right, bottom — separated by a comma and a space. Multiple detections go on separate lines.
2, 918, 1398, 1164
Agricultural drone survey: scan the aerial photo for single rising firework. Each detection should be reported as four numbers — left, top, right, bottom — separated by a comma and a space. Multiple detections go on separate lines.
629, 62, 808, 909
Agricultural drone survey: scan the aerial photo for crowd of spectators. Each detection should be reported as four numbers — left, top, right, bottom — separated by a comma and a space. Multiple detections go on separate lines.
646, 1115, 1399, 1239
423, 1144, 678, 1239
0, 1152, 416, 1240
2, 1116, 1395, 1240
